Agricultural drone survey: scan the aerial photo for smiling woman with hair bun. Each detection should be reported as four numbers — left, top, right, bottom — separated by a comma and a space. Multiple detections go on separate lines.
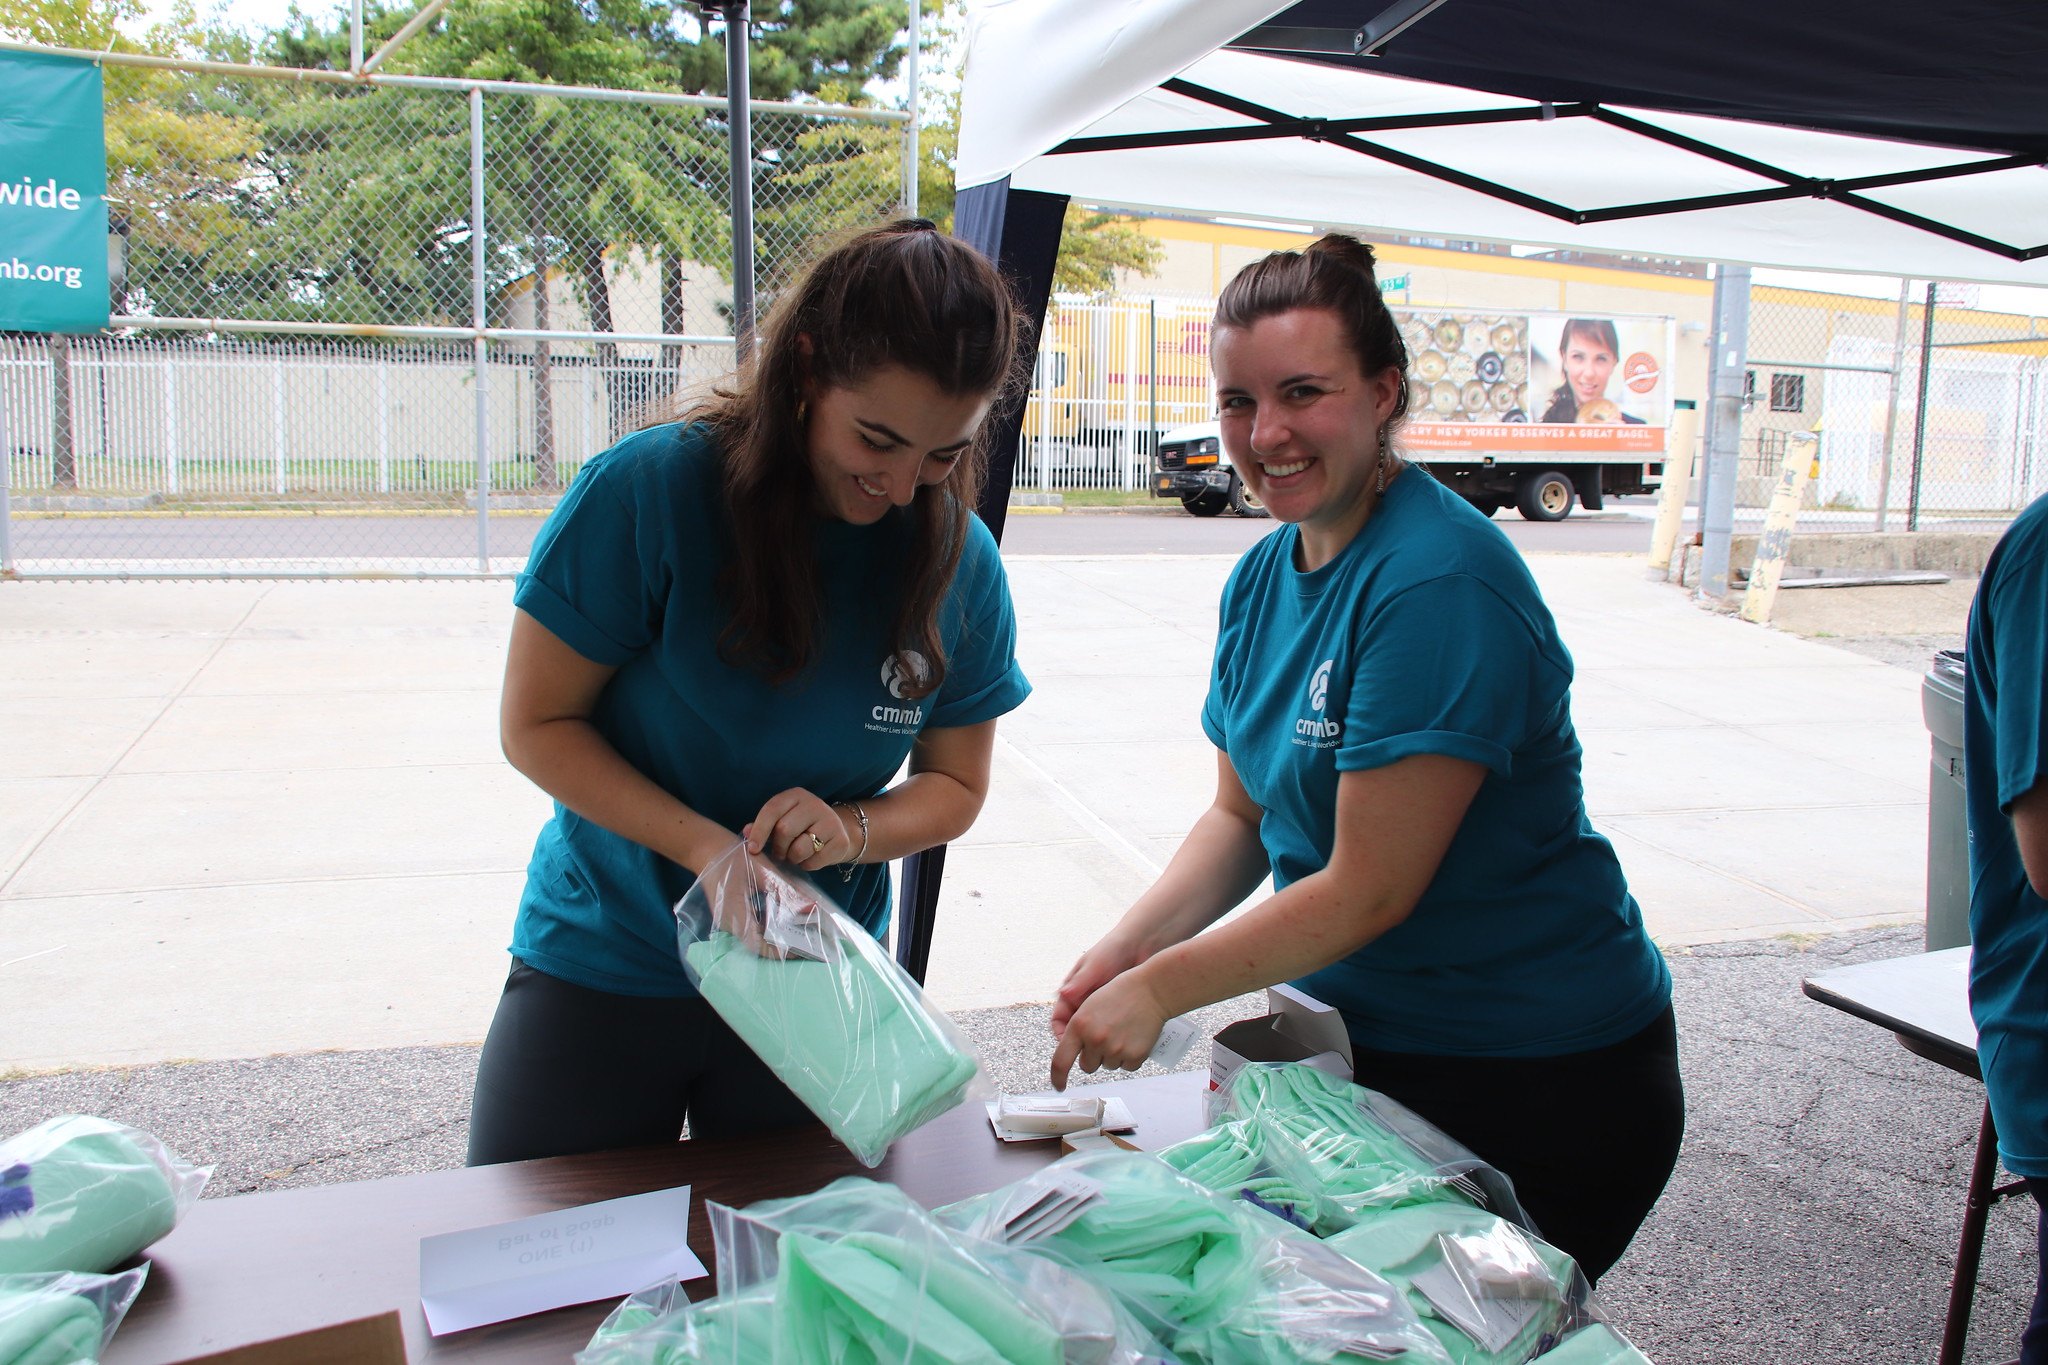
1048, 233, 1683, 1287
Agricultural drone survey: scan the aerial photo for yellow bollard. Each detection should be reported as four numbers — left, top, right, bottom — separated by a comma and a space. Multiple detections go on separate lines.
1647, 401, 1701, 575
1740, 431, 1820, 625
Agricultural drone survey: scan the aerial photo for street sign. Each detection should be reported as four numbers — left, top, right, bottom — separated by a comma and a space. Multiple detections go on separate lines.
1378, 273, 1410, 294
0, 50, 109, 333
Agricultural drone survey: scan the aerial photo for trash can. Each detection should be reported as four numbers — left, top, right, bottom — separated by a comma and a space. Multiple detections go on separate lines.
1922, 649, 1970, 951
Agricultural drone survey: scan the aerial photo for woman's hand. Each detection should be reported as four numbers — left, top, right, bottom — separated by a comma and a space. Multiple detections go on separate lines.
1050, 933, 1151, 1041
744, 788, 853, 875
1049, 968, 1172, 1092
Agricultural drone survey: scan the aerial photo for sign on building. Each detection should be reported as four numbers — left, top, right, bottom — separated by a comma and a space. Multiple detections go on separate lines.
0, 50, 109, 333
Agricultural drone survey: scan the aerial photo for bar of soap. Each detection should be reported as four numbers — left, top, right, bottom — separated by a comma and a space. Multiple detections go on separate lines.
996, 1095, 1106, 1135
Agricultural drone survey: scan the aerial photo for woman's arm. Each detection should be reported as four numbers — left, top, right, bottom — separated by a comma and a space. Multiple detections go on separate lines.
1050, 750, 1274, 1038
1050, 751, 1486, 1089
748, 719, 1004, 874
500, 609, 736, 874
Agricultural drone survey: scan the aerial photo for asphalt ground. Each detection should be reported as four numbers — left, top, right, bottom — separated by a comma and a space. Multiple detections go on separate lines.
1, 924, 2034, 1364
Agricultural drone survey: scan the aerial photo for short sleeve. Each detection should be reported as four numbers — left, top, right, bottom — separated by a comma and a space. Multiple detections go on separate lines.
1201, 564, 1251, 751
514, 448, 667, 665
1985, 545, 2048, 813
1335, 573, 1568, 777
926, 525, 1031, 729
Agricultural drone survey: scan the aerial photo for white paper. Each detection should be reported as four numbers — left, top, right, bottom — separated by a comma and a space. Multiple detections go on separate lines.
419, 1185, 707, 1336
985, 1096, 1136, 1143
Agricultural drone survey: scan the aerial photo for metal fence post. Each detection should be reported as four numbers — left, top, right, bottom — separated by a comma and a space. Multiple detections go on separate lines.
163, 358, 179, 495
721, 2, 756, 367
1908, 280, 1937, 532
1, 345, 15, 577
1699, 264, 1750, 599
1875, 277, 1911, 531
470, 85, 490, 571
902, 0, 919, 217
273, 354, 287, 494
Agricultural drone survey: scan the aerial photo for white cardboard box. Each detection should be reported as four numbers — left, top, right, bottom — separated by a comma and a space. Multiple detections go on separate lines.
1208, 983, 1355, 1104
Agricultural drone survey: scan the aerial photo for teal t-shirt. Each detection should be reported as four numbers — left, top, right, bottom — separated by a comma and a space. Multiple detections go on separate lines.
1965, 492, 2048, 1178
509, 422, 1031, 997
1201, 468, 1671, 1056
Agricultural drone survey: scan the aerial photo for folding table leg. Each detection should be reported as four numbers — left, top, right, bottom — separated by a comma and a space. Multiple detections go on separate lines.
1939, 1102, 2001, 1365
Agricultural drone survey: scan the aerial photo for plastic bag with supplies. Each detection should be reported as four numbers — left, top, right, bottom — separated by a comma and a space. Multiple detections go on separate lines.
674, 840, 984, 1167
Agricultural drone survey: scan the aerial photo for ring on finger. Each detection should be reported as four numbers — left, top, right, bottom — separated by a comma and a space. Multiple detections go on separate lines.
808, 831, 826, 855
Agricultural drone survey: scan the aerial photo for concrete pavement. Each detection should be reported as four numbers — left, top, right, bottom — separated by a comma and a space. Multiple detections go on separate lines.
0, 548, 1948, 1073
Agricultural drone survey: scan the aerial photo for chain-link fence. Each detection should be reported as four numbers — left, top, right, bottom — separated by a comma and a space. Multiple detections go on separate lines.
0, 55, 907, 577
1743, 286, 2047, 528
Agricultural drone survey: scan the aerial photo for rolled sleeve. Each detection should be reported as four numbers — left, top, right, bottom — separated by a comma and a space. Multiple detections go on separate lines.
926, 533, 1031, 729
513, 452, 663, 665
1334, 573, 1565, 778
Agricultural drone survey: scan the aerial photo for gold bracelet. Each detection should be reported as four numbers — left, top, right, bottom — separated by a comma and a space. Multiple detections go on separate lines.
835, 800, 870, 882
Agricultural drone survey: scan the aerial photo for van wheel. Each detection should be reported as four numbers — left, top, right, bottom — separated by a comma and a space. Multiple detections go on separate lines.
1181, 490, 1228, 517
1228, 476, 1268, 519
1516, 470, 1576, 521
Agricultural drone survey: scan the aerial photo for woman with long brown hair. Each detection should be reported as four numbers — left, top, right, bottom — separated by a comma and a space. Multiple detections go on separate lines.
468, 220, 1031, 1165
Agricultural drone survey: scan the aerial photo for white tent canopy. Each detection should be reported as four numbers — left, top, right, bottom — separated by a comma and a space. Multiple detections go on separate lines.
957, 0, 2048, 286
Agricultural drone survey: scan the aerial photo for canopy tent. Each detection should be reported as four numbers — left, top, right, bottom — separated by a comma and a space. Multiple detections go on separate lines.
955, 0, 2047, 286
890, 0, 2047, 982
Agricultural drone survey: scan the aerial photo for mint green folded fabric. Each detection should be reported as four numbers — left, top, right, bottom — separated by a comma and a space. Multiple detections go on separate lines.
683, 931, 977, 1166
1328, 1203, 1577, 1365
1534, 1324, 1653, 1365
0, 1285, 103, 1365
993, 1154, 1262, 1342
576, 1288, 779, 1365
1219, 1065, 1479, 1233
0, 1119, 180, 1275
1158, 1120, 1319, 1232
772, 1229, 1062, 1364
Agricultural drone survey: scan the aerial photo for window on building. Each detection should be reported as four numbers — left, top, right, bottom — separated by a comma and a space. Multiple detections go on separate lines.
1770, 374, 1806, 413
1743, 369, 1758, 404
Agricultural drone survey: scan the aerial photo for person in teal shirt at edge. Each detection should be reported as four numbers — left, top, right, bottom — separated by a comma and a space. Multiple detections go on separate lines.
1049, 236, 1681, 1285
1964, 490, 2048, 1365
466, 220, 1032, 1166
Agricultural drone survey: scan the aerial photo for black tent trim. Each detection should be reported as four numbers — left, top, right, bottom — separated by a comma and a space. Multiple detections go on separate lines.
1047, 79, 2047, 261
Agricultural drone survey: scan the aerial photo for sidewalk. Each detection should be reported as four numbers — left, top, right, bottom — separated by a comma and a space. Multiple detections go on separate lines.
0, 552, 1940, 1073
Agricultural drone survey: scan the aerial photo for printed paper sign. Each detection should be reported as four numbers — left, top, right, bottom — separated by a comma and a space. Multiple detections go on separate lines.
419, 1185, 706, 1336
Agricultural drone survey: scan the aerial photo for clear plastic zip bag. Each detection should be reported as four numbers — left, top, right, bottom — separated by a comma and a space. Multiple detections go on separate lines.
0, 1116, 212, 1274
674, 840, 986, 1167
0, 1266, 150, 1364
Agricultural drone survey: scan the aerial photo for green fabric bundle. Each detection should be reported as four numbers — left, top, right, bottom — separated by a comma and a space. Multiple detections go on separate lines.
0, 1269, 147, 1365
1217, 1065, 1485, 1233
1328, 1202, 1578, 1365
575, 1288, 778, 1364
682, 929, 978, 1166
1157, 1120, 1318, 1232
1533, 1325, 1653, 1365
0, 1118, 195, 1275
0, 1287, 101, 1365
992, 1153, 1262, 1341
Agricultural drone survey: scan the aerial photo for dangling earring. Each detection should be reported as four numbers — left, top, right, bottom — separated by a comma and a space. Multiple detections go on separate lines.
1374, 426, 1390, 495
796, 398, 809, 425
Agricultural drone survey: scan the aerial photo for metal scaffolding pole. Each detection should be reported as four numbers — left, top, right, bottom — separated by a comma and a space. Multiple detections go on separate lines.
719, 2, 757, 367
1699, 264, 1751, 599
903, 0, 921, 216
470, 87, 491, 572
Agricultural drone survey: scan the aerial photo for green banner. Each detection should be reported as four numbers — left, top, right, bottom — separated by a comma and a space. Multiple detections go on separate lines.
0, 51, 109, 333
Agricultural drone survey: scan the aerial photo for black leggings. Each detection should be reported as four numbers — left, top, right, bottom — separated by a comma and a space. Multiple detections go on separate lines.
1348, 1005, 1684, 1286
466, 961, 815, 1167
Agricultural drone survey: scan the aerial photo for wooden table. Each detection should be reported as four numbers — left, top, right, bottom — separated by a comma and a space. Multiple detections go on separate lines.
1803, 948, 2028, 1365
106, 1073, 1209, 1364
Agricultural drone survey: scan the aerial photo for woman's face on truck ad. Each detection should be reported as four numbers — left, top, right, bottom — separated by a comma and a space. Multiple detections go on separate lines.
1563, 328, 1617, 405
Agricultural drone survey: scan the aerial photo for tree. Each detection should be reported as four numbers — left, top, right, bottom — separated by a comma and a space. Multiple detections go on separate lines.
241, 0, 929, 487
0, 0, 262, 484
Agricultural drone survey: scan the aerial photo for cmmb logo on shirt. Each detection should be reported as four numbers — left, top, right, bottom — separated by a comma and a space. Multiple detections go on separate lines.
1295, 657, 1341, 748
868, 650, 930, 734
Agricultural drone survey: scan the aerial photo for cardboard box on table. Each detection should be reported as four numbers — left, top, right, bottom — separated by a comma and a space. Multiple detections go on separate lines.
1208, 984, 1354, 1102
